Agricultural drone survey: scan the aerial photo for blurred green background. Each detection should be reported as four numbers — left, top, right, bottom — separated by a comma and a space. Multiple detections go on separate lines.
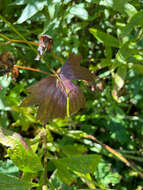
1, 0, 143, 189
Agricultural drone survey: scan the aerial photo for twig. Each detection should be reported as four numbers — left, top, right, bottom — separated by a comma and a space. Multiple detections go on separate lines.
0, 33, 39, 46
14, 65, 48, 75
0, 15, 37, 53
41, 125, 48, 190
0, 33, 64, 65
86, 135, 143, 178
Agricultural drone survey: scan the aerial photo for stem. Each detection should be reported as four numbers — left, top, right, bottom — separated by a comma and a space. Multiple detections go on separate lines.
42, 125, 48, 190
0, 15, 37, 53
48, 125, 143, 179
0, 33, 64, 65
14, 65, 48, 75
66, 95, 70, 118
86, 135, 143, 179
55, 73, 71, 118
0, 33, 39, 46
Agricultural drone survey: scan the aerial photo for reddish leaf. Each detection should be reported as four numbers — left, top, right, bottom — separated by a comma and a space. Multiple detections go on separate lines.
60, 54, 93, 82
21, 54, 93, 123
21, 75, 85, 124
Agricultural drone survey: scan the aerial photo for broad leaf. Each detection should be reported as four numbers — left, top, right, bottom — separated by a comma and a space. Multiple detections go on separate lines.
114, 65, 127, 90
94, 160, 121, 188
116, 42, 138, 63
60, 54, 93, 81
112, 65, 127, 102
21, 54, 93, 123
122, 11, 143, 36
0, 127, 29, 149
89, 28, 120, 48
0, 127, 43, 173
0, 160, 19, 177
52, 154, 101, 174
21, 75, 85, 123
8, 142, 43, 173
16, 0, 47, 24
52, 154, 101, 185
69, 4, 88, 20
0, 173, 31, 190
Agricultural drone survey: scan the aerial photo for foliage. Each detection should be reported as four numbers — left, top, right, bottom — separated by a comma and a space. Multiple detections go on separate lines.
1, 0, 143, 189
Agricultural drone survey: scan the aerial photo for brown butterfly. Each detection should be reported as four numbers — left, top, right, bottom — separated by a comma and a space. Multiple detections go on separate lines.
21, 54, 93, 124
35, 35, 53, 61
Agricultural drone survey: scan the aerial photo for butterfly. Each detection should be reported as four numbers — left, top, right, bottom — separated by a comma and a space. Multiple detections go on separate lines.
21, 53, 93, 124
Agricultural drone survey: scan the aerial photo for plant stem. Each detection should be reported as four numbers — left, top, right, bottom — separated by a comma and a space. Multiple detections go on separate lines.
15, 65, 48, 75
42, 125, 48, 190
87, 135, 143, 179
0, 15, 37, 53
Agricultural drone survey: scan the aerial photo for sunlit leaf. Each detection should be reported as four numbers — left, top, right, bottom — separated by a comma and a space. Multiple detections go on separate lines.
0, 127, 29, 149
8, 142, 43, 173
16, 0, 47, 24
94, 160, 121, 188
52, 154, 101, 185
0, 173, 31, 190
0, 127, 43, 173
122, 11, 143, 36
0, 160, 19, 177
89, 28, 120, 48
69, 4, 88, 20
114, 65, 127, 90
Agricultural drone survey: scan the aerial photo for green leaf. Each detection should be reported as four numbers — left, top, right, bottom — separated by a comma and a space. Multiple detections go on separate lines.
99, 0, 113, 7
114, 65, 127, 90
99, 0, 137, 18
0, 160, 19, 177
8, 142, 43, 173
132, 64, 143, 75
122, 11, 143, 36
9, 0, 27, 5
89, 28, 120, 47
16, 0, 47, 24
0, 173, 31, 190
61, 144, 87, 156
94, 160, 121, 188
0, 127, 28, 148
52, 154, 101, 185
0, 127, 43, 173
116, 42, 138, 63
69, 4, 88, 20
52, 154, 101, 174
124, 3, 137, 18
48, 4, 56, 19
56, 167, 76, 185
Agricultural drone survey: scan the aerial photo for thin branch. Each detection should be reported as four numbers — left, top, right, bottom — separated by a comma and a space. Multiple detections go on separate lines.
41, 125, 48, 190
14, 65, 48, 75
0, 33, 64, 65
0, 15, 37, 53
0, 33, 39, 46
48, 125, 143, 179
86, 134, 143, 178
